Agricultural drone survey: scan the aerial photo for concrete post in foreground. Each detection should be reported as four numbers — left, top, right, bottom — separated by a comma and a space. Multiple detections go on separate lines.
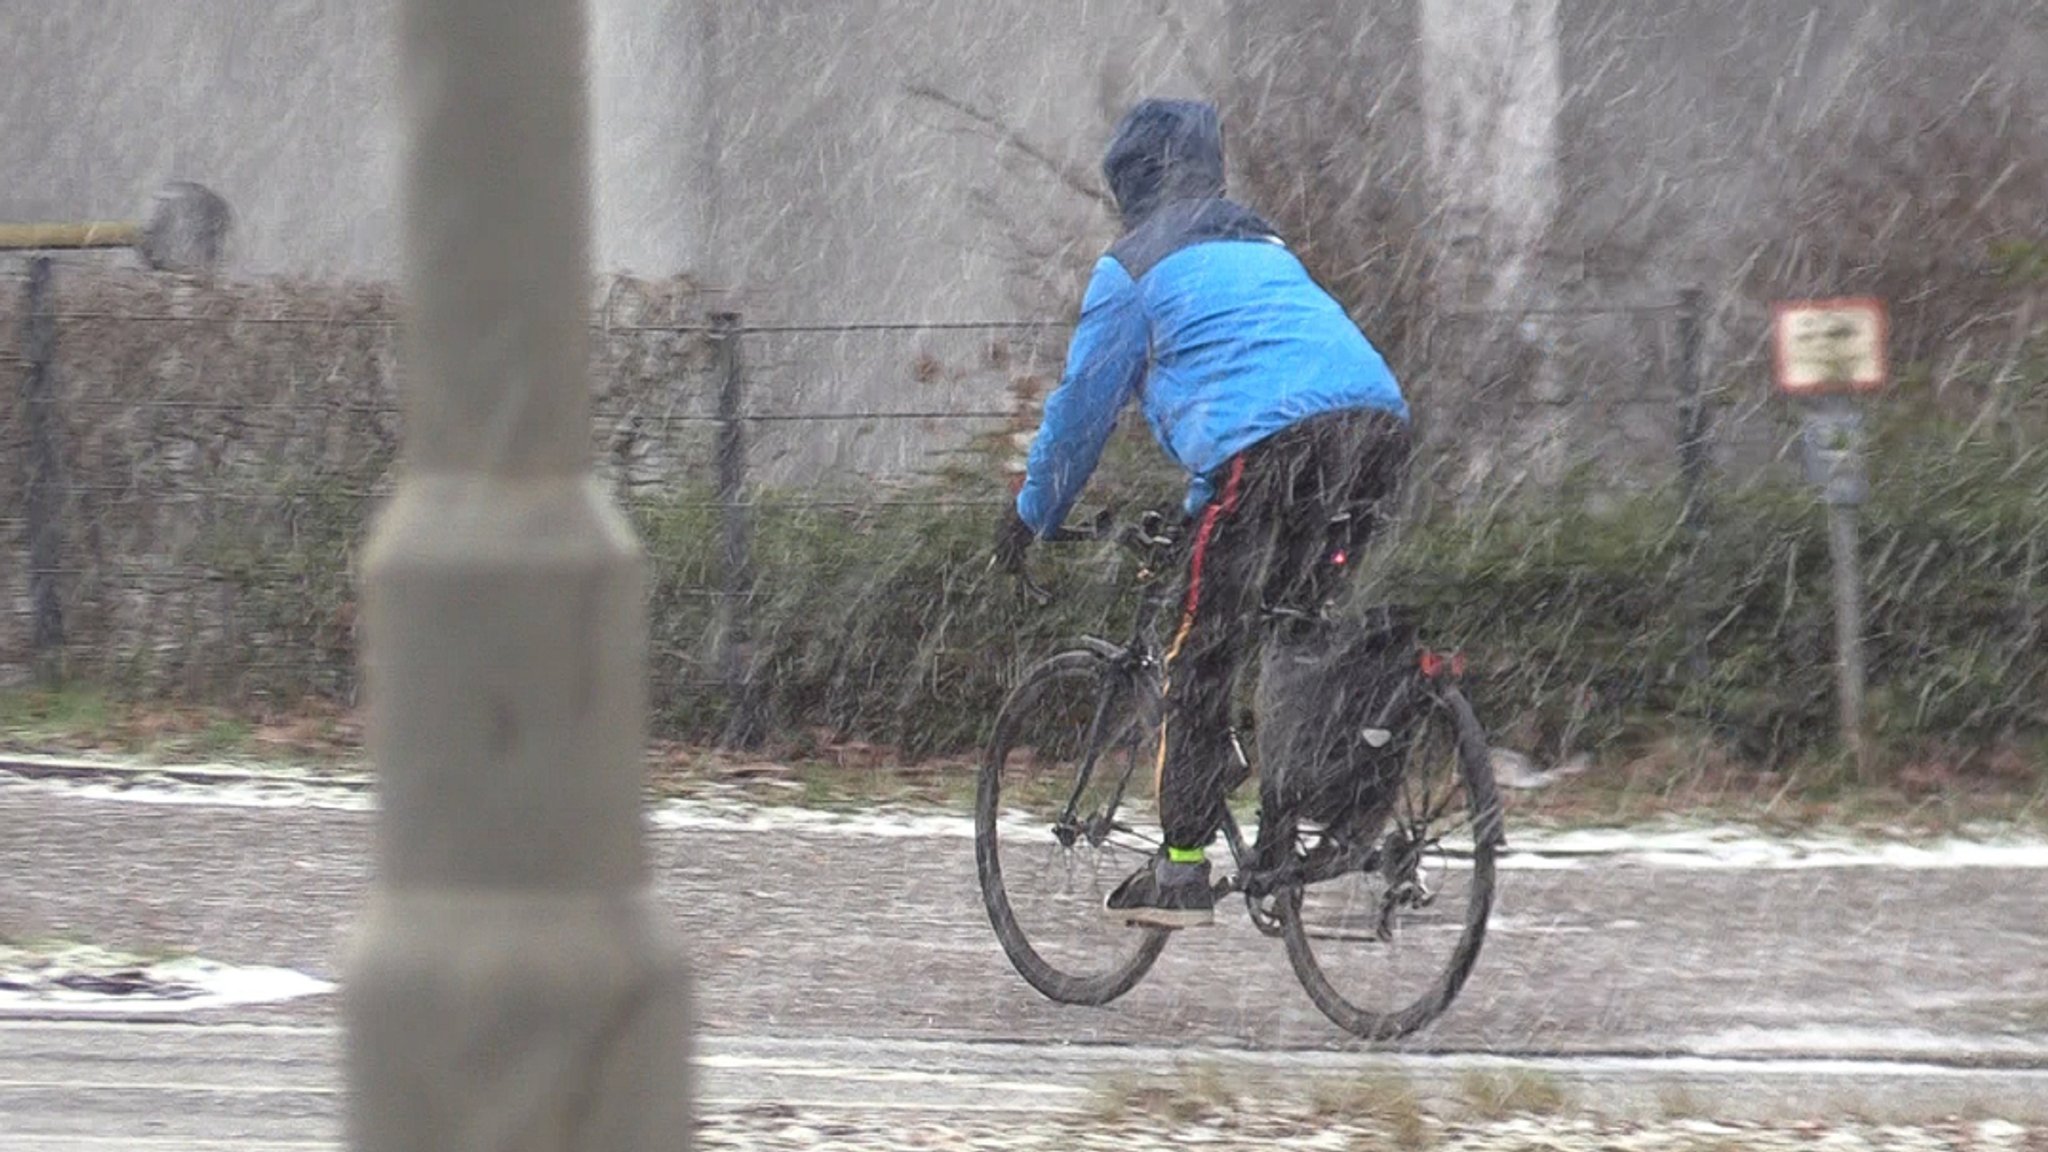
343, 0, 693, 1149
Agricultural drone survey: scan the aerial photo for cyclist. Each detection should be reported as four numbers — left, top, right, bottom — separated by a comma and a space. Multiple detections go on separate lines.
994, 98, 1413, 929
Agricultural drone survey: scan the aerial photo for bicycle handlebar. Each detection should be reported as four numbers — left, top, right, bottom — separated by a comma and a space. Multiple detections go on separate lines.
1039, 507, 1115, 545
1004, 507, 1181, 607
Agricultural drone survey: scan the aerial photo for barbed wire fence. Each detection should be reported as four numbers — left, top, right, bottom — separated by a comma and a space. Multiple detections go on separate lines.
4, 260, 1743, 746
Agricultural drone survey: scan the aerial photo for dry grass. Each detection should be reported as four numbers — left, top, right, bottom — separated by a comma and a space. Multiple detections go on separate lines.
1089, 1079, 1203, 1127
1089, 1062, 1244, 1127
1087, 1074, 1138, 1126
1657, 1083, 1707, 1121
1508, 733, 2048, 836
1456, 1069, 1572, 1121
1179, 1060, 1239, 1116
0, 688, 362, 768
1309, 1072, 1433, 1148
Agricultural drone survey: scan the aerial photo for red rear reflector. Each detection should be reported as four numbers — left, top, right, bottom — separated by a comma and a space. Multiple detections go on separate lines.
1451, 652, 1467, 678
1331, 549, 1348, 566
1419, 650, 1444, 678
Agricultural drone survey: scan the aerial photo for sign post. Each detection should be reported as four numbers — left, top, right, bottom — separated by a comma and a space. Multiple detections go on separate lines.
1772, 298, 1888, 778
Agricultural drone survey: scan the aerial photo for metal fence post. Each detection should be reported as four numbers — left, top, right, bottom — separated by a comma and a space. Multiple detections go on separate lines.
21, 256, 64, 686
1674, 287, 1711, 680
711, 311, 761, 748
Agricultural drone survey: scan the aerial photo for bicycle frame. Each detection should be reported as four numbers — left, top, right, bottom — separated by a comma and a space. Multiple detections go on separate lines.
1046, 516, 1180, 848
989, 508, 1501, 1035
1031, 510, 1462, 907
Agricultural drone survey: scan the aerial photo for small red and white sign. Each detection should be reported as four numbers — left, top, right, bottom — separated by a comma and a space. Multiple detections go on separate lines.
1772, 298, 1889, 395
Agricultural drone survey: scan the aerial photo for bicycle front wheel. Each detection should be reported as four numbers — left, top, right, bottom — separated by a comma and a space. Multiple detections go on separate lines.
1279, 683, 1502, 1040
976, 648, 1169, 1006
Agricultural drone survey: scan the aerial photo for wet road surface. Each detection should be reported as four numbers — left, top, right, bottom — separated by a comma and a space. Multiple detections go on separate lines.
3, 764, 2045, 1147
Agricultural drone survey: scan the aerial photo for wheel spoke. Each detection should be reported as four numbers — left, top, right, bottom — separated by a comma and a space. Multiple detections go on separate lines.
1104, 825, 1159, 851
1412, 808, 1478, 855
1278, 687, 1498, 1041
1100, 837, 1158, 865
1411, 746, 1435, 828
977, 653, 1170, 1007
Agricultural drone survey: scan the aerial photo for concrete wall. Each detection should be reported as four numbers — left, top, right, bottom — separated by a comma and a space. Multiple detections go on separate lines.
0, 1, 1221, 293
5, 2, 2042, 484
1552, 0, 2048, 304
1223, 0, 2045, 484
1, 0, 1225, 480
1541, 0, 2048, 475
9, 1, 2039, 295
680, 1, 1225, 478
0, 0, 399, 279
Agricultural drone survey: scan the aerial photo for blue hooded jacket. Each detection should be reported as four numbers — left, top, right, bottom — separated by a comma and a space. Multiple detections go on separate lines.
1015, 99, 1409, 534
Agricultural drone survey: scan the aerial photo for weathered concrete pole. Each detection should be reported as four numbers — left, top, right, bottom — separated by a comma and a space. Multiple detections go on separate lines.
343, 0, 693, 1148
1420, 0, 1566, 479
1420, 0, 1561, 315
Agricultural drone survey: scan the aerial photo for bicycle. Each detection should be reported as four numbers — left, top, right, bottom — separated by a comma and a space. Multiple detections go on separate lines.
977, 509, 1504, 1040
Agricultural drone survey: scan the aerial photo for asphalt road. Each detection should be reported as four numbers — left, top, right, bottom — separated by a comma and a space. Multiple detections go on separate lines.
3, 765, 2046, 1148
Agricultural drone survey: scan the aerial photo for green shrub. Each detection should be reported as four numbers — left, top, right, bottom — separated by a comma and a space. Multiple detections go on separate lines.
1385, 401, 2044, 769
175, 375, 2042, 776
632, 394, 2042, 772
638, 485, 1140, 756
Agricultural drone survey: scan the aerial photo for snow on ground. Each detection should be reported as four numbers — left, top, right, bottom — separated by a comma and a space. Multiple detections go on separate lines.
7, 755, 2048, 871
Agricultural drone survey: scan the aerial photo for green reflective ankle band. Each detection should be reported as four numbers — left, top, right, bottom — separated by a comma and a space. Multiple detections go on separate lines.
1166, 846, 1206, 865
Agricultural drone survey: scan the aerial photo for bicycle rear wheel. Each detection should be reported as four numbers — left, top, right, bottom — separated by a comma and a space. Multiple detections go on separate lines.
1278, 683, 1502, 1040
976, 648, 1169, 1005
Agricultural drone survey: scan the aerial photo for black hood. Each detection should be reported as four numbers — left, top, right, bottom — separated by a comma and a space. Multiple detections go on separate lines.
1102, 99, 1226, 230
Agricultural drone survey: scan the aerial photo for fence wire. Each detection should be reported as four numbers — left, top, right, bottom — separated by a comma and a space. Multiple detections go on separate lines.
4, 276, 1731, 722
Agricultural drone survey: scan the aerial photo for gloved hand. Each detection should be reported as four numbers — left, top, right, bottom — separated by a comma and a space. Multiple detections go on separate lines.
992, 509, 1036, 574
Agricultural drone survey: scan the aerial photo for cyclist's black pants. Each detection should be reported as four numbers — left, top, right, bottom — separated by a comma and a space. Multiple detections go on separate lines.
1154, 407, 1412, 850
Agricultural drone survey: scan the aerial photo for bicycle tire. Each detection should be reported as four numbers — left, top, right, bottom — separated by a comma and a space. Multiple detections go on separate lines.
1278, 683, 1501, 1040
976, 648, 1170, 1006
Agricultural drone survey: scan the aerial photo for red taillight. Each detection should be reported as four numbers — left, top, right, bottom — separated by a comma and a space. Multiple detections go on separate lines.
1330, 549, 1348, 567
1419, 649, 1467, 680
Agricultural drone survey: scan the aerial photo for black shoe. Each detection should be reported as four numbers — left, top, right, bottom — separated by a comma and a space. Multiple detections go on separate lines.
1105, 853, 1215, 929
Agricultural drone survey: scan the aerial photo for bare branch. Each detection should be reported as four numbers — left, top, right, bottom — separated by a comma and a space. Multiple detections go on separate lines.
904, 83, 1116, 215
1151, 0, 1221, 96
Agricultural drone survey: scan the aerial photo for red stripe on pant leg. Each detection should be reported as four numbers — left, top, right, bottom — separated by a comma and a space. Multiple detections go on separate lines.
1176, 455, 1249, 632
1157, 455, 1249, 806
